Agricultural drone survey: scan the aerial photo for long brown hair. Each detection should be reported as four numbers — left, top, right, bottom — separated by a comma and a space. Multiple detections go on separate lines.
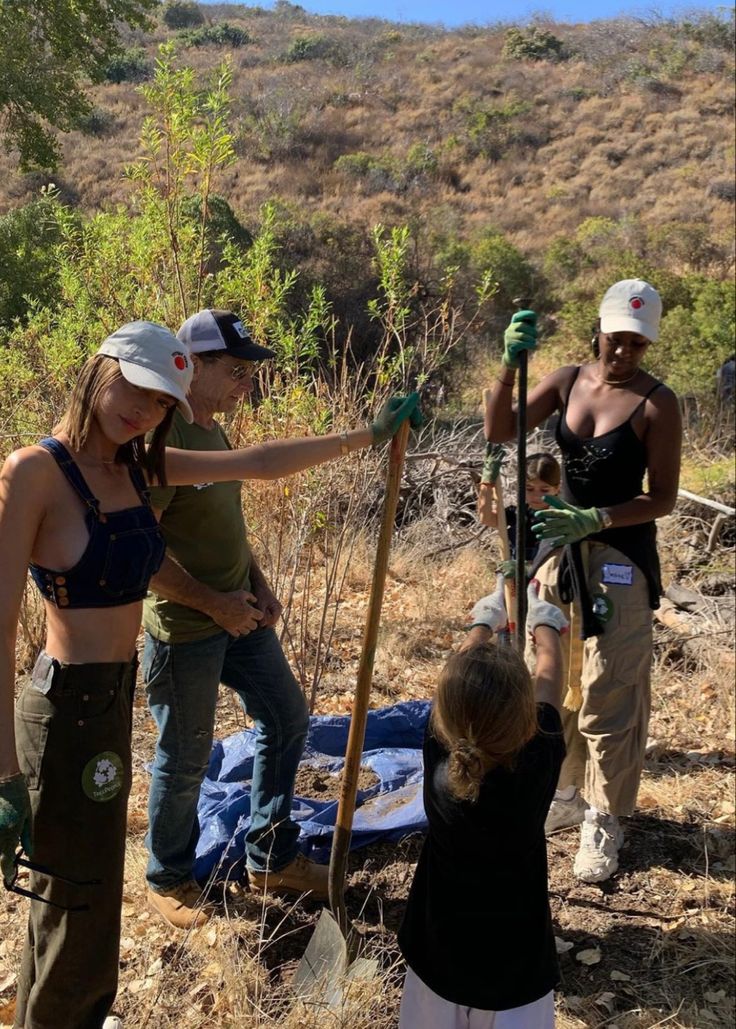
55, 355, 174, 485
432, 643, 537, 803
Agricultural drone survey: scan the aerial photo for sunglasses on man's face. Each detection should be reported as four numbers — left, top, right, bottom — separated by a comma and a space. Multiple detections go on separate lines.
3, 850, 101, 911
214, 357, 256, 381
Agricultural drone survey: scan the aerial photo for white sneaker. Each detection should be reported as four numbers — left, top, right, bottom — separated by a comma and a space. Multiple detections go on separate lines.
103, 1018, 123, 1029
545, 791, 588, 834
573, 808, 624, 883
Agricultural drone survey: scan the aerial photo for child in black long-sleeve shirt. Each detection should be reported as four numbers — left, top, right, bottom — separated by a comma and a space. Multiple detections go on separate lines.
398, 580, 568, 1028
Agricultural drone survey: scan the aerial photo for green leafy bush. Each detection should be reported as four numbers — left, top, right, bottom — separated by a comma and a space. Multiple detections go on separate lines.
457, 95, 533, 161
650, 278, 736, 397
681, 11, 735, 50
104, 46, 152, 83
162, 1, 204, 30
334, 146, 440, 195
177, 23, 251, 48
405, 143, 438, 178
73, 107, 115, 137
334, 152, 401, 194
283, 35, 343, 63
470, 230, 536, 310
0, 190, 68, 327
502, 26, 567, 62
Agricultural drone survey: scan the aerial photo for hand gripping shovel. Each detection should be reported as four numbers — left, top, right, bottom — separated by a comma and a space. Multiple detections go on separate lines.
328, 419, 411, 948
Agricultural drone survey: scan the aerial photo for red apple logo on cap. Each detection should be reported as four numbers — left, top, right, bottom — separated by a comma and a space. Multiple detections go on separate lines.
172, 350, 188, 371
629, 296, 644, 310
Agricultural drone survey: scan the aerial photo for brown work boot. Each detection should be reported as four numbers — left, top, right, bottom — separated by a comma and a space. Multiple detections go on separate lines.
248, 853, 329, 900
147, 880, 215, 929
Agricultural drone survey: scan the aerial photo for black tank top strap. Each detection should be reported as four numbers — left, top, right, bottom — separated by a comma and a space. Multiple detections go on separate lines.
628, 380, 664, 422
561, 366, 581, 409
38, 438, 102, 520
643, 380, 663, 400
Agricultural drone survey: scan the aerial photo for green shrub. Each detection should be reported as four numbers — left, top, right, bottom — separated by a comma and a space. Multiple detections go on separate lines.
283, 35, 342, 63
104, 47, 152, 83
180, 194, 253, 258
543, 236, 581, 289
73, 107, 115, 137
680, 12, 735, 50
405, 143, 438, 178
334, 152, 375, 178
470, 230, 536, 309
177, 23, 251, 48
459, 96, 533, 161
0, 191, 68, 327
162, 1, 204, 30
334, 147, 439, 195
502, 26, 567, 62
334, 152, 402, 194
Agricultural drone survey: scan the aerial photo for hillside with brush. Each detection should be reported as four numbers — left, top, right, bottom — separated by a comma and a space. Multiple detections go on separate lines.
0, 4, 734, 404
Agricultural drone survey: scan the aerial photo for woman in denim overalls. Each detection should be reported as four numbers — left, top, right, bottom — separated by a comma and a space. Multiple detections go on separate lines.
0, 321, 419, 1029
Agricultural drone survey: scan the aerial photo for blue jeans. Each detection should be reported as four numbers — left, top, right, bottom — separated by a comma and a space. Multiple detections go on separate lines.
143, 626, 309, 889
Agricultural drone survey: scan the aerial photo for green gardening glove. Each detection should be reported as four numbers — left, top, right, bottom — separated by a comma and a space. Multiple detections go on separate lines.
481, 442, 506, 485
498, 559, 533, 579
0, 773, 32, 886
503, 310, 538, 369
370, 392, 422, 445
532, 495, 603, 547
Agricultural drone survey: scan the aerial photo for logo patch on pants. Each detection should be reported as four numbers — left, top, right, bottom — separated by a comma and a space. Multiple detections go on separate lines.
591, 594, 615, 623
82, 752, 124, 802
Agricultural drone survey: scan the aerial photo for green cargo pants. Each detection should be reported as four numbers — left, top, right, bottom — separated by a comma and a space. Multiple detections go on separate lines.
13, 652, 135, 1029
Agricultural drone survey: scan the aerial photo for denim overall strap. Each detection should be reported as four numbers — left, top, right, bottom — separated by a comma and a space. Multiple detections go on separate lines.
38, 438, 102, 521
128, 463, 152, 507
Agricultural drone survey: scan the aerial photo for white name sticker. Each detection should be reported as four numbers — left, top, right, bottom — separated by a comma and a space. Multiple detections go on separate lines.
602, 563, 634, 586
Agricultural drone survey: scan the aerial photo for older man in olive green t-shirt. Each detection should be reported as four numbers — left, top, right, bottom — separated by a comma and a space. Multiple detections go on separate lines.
142, 310, 320, 928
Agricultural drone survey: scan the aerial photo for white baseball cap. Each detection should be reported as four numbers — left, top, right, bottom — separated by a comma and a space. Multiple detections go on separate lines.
98, 321, 194, 422
599, 279, 662, 342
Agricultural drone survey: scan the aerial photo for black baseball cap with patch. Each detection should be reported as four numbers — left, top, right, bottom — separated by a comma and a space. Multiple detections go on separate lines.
177, 309, 275, 360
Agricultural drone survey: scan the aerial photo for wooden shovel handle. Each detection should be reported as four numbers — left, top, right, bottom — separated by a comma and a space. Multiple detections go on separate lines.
328, 419, 411, 939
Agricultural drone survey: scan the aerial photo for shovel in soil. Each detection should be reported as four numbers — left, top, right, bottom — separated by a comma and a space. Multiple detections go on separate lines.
293, 908, 378, 1014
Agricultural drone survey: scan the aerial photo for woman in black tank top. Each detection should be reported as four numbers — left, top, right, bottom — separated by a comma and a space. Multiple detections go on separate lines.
484, 279, 682, 888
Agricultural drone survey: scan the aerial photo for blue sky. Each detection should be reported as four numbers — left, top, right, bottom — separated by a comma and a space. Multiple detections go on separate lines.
200, 1, 733, 30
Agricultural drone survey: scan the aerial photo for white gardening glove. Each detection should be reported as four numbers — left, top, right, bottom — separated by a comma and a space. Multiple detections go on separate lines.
469, 574, 508, 632
526, 581, 569, 638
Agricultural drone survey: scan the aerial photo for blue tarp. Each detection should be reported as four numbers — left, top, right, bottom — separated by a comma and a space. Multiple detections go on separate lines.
194, 699, 431, 882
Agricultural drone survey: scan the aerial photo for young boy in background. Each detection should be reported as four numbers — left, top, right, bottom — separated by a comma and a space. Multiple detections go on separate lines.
478, 449, 561, 563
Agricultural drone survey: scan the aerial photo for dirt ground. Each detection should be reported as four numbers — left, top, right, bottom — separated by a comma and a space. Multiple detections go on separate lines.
0, 543, 733, 1028
292, 766, 380, 803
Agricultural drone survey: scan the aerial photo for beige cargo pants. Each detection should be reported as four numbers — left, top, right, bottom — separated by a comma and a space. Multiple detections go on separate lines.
534, 542, 653, 817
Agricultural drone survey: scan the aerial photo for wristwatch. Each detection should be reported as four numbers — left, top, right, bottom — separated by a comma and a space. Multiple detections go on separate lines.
598, 508, 613, 530
339, 431, 351, 456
